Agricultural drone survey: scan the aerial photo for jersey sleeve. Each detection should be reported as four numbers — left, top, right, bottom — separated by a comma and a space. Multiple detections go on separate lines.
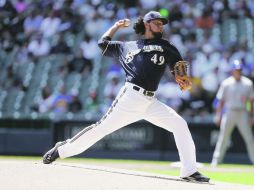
98, 36, 123, 57
165, 43, 183, 74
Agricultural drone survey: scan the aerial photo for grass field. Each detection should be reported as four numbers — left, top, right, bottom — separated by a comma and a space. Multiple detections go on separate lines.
1, 156, 253, 186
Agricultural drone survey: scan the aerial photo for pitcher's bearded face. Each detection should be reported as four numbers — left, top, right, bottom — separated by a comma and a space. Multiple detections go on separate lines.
148, 20, 164, 39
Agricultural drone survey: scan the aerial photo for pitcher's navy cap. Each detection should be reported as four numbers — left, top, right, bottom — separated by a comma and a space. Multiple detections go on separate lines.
231, 60, 243, 70
143, 11, 168, 25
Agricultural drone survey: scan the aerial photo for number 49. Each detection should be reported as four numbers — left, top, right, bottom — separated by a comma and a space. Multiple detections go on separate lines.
151, 54, 165, 65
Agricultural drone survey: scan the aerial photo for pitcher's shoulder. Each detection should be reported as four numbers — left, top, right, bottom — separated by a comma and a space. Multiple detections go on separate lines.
159, 39, 179, 50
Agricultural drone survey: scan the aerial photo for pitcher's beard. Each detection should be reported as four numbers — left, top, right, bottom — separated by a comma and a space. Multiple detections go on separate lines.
148, 25, 163, 39
152, 31, 163, 39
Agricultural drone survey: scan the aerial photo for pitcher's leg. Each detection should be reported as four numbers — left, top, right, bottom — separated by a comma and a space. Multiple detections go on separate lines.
237, 113, 254, 164
212, 113, 235, 165
56, 84, 153, 159
143, 99, 196, 177
43, 85, 152, 164
58, 114, 137, 158
172, 117, 197, 177
58, 89, 140, 158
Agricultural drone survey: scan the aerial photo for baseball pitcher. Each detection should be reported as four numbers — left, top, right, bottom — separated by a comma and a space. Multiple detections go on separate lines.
43, 11, 209, 183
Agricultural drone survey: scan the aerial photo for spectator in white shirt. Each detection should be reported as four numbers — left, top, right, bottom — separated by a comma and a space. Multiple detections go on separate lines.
104, 72, 122, 105
80, 35, 100, 60
38, 86, 56, 113
28, 34, 50, 57
40, 10, 61, 38
23, 9, 43, 36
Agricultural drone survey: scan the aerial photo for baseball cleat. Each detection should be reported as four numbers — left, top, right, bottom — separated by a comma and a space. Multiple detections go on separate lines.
181, 171, 210, 183
43, 141, 66, 164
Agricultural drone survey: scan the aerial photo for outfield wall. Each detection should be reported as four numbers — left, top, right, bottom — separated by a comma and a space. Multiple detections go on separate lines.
0, 119, 253, 164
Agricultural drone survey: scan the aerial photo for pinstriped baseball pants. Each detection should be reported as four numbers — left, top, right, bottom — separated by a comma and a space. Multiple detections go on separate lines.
58, 82, 197, 177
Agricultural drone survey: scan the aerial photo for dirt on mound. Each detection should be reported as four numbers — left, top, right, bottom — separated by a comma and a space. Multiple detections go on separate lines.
0, 161, 253, 190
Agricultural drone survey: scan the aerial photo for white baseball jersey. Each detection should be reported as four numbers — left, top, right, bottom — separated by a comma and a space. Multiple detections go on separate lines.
216, 76, 254, 110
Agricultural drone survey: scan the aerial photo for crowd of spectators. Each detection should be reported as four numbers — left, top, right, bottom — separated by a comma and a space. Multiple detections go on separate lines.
0, 0, 254, 121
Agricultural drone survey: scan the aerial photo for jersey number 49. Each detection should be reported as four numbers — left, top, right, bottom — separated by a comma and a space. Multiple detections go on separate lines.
151, 54, 165, 65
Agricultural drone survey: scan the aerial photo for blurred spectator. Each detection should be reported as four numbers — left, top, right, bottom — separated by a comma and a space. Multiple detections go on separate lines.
0, 1, 17, 33
68, 50, 92, 77
23, 9, 43, 36
0, 30, 15, 52
40, 10, 61, 38
58, 59, 70, 78
86, 90, 99, 114
28, 34, 50, 57
169, 27, 185, 55
68, 89, 83, 113
179, 79, 208, 116
201, 67, 221, 113
74, 0, 95, 21
139, 0, 158, 10
201, 66, 220, 94
168, 4, 183, 23
1, 65, 24, 91
85, 14, 109, 38
104, 73, 122, 105
51, 86, 72, 114
196, 8, 215, 29
51, 33, 71, 54
58, 11, 73, 32
108, 62, 122, 74
157, 81, 190, 112
15, 41, 30, 64
38, 86, 56, 113
14, 0, 28, 13
80, 35, 100, 62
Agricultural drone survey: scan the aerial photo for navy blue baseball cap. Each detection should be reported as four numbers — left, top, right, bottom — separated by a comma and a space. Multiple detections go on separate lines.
143, 11, 168, 25
231, 60, 243, 70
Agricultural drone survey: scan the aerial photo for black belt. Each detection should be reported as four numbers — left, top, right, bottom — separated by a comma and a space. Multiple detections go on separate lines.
133, 86, 155, 97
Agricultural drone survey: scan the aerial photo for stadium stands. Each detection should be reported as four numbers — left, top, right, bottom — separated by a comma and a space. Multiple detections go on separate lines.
0, 0, 253, 121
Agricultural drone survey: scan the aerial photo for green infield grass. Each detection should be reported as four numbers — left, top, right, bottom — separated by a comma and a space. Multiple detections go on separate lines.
0, 156, 253, 186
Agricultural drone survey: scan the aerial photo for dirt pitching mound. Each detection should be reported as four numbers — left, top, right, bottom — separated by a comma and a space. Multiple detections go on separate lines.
0, 161, 253, 190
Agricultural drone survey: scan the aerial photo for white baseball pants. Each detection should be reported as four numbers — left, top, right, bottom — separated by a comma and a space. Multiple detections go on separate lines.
58, 82, 197, 177
212, 110, 254, 165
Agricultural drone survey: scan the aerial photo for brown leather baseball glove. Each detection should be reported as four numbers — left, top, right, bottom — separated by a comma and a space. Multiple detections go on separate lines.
174, 61, 192, 91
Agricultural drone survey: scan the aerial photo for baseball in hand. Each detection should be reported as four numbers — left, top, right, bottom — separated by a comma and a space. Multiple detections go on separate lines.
124, 19, 131, 27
